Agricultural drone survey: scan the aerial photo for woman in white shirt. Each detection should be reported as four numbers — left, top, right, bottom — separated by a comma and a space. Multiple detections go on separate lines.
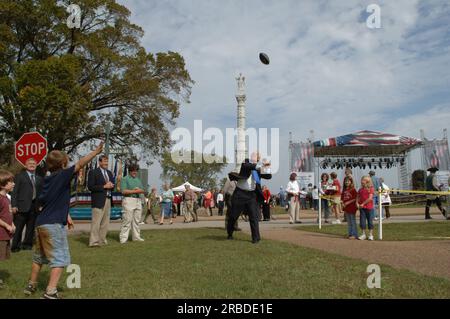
379, 178, 391, 219
286, 173, 300, 224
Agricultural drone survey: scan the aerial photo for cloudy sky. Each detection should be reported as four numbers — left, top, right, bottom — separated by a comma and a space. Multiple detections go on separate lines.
117, 0, 450, 191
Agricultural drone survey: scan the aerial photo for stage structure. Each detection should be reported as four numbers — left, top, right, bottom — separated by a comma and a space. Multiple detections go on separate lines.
312, 130, 423, 239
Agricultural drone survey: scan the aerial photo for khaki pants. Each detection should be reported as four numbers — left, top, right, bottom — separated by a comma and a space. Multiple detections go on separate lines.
289, 197, 300, 223
89, 199, 111, 246
184, 200, 194, 222
120, 198, 143, 243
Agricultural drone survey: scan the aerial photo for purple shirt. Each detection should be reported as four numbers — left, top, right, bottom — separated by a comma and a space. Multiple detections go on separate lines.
0, 194, 13, 240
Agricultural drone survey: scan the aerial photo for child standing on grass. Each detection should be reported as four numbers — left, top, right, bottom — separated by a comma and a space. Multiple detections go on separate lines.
0, 170, 15, 289
357, 176, 375, 241
23, 141, 103, 299
341, 176, 358, 239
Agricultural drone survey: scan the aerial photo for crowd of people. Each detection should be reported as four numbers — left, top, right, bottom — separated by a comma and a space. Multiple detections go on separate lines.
1, 141, 449, 297
282, 168, 395, 240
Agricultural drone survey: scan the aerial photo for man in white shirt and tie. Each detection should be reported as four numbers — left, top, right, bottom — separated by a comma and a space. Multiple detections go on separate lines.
11, 158, 43, 252
88, 155, 114, 247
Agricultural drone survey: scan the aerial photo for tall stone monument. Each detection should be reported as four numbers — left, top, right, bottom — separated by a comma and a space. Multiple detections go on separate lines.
235, 73, 247, 171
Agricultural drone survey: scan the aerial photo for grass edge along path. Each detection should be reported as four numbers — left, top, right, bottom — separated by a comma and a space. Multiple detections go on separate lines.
296, 221, 450, 241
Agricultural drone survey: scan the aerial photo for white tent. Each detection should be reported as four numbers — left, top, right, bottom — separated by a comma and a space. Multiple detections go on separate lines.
171, 182, 203, 192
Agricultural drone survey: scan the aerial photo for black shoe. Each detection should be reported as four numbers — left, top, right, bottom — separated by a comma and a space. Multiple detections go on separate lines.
24, 283, 37, 296
21, 246, 32, 250
425, 216, 432, 220
42, 290, 60, 299
234, 227, 242, 231
252, 239, 260, 244
11, 248, 20, 253
227, 235, 233, 240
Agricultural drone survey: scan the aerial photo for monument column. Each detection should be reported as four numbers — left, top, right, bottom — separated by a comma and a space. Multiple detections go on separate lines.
235, 73, 247, 170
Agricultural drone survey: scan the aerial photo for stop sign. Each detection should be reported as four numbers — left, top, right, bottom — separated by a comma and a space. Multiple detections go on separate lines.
15, 132, 48, 166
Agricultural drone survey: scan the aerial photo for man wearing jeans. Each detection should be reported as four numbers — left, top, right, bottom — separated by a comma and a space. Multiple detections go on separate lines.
119, 164, 145, 243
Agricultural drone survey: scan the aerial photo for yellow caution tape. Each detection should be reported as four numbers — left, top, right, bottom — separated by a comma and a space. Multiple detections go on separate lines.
389, 189, 450, 196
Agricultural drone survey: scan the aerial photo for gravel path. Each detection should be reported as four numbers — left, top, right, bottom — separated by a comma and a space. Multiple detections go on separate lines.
259, 228, 450, 279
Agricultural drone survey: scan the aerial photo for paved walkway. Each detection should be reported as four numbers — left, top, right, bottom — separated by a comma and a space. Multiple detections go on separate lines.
261, 228, 450, 280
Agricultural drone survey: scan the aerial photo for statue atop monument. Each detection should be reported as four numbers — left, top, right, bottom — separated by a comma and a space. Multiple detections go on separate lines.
236, 73, 245, 95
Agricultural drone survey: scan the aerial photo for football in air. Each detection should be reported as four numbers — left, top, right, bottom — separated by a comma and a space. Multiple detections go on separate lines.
259, 52, 270, 65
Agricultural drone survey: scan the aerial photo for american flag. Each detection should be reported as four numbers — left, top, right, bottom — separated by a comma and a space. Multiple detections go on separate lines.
314, 130, 421, 147
424, 138, 450, 170
291, 142, 314, 172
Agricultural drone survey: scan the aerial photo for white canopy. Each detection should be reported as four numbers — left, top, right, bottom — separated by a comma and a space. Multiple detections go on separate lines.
171, 182, 203, 192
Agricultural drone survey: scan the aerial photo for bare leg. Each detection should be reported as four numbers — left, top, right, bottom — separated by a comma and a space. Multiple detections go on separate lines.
30, 262, 42, 283
47, 267, 64, 292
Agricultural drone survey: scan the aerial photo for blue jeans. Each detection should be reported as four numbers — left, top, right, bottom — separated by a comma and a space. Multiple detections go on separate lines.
33, 224, 70, 268
313, 199, 319, 211
360, 208, 374, 230
321, 199, 330, 219
162, 202, 172, 218
345, 213, 358, 237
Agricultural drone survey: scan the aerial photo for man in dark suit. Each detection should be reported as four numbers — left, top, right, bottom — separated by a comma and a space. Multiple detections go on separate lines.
11, 158, 43, 252
227, 153, 272, 244
87, 154, 114, 247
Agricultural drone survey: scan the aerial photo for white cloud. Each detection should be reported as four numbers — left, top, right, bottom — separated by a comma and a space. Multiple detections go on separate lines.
117, 0, 450, 190
385, 103, 450, 139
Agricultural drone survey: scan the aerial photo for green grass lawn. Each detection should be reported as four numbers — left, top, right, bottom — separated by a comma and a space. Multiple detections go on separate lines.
1, 228, 450, 298
298, 221, 450, 241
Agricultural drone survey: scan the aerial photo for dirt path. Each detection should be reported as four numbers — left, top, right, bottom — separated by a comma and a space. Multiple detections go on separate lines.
257, 228, 450, 279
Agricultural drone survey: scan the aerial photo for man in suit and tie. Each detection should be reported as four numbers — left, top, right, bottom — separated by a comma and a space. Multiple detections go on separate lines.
88, 155, 114, 247
227, 152, 272, 244
11, 158, 43, 252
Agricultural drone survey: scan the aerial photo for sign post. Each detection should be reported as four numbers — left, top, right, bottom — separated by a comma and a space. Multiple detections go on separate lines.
15, 132, 48, 167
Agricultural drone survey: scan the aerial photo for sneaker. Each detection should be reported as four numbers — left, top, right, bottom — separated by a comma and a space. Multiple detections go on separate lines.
368, 235, 374, 241
138, 222, 145, 225
42, 290, 60, 299
24, 283, 37, 296
134, 238, 145, 242
358, 234, 367, 240
374, 217, 379, 221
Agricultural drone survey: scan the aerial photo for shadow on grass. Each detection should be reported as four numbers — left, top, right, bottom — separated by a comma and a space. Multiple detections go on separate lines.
72, 231, 121, 246
0, 270, 11, 281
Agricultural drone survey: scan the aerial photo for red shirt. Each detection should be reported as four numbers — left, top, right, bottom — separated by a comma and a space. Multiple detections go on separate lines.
263, 189, 271, 202
0, 194, 13, 241
358, 187, 374, 210
331, 179, 341, 196
341, 188, 358, 214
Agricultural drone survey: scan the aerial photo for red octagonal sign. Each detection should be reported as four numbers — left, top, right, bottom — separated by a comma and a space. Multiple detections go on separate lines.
15, 132, 48, 167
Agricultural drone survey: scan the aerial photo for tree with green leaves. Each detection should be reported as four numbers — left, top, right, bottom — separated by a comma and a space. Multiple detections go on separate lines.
0, 0, 193, 165
161, 151, 228, 190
